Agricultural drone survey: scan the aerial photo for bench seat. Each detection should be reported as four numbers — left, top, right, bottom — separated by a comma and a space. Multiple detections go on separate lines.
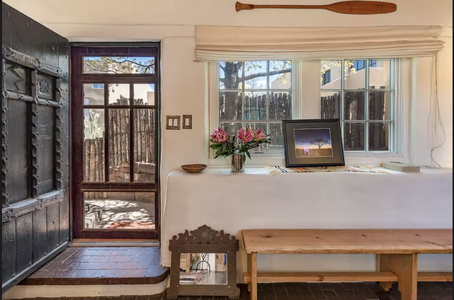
242, 229, 452, 300
242, 229, 453, 254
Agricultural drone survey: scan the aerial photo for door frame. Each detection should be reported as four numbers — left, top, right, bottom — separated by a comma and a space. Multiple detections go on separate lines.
70, 43, 161, 239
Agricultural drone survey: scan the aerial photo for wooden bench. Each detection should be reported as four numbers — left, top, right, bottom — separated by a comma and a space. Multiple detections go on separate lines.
242, 229, 452, 300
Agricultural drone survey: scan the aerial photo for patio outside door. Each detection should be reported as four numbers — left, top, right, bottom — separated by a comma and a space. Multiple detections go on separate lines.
71, 44, 160, 239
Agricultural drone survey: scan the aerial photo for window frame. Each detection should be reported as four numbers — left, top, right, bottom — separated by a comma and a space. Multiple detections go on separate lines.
71, 44, 161, 239
208, 59, 408, 166
321, 58, 397, 154
208, 61, 304, 166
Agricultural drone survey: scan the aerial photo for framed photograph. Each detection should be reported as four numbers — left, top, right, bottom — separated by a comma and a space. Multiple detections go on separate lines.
282, 119, 344, 167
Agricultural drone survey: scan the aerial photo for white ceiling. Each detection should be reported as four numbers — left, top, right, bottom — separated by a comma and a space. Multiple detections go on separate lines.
4, 0, 452, 41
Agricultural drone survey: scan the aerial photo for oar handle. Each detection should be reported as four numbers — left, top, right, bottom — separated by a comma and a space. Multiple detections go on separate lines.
236, 2, 326, 11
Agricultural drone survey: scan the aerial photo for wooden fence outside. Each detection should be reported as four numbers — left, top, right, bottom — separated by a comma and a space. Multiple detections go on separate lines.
84, 99, 156, 187
219, 91, 292, 122
321, 87, 389, 151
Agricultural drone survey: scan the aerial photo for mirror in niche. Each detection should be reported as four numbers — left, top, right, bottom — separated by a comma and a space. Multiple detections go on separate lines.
167, 225, 240, 299
179, 253, 228, 285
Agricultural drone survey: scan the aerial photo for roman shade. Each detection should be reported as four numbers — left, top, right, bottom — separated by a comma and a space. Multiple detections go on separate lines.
195, 25, 444, 62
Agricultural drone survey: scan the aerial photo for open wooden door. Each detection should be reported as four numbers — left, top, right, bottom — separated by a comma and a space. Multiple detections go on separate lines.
2, 2, 70, 293
71, 45, 160, 239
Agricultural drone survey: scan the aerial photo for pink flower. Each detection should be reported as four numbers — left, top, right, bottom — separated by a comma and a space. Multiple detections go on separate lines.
253, 128, 267, 142
237, 127, 254, 143
210, 127, 229, 143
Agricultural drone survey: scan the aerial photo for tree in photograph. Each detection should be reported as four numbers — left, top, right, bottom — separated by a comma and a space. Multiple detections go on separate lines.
311, 138, 330, 149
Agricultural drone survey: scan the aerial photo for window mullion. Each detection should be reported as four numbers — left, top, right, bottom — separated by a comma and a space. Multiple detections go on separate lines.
266, 61, 270, 153
104, 83, 109, 182
365, 59, 370, 152
242, 63, 245, 131
129, 83, 134, 182
340, 60, 345, 141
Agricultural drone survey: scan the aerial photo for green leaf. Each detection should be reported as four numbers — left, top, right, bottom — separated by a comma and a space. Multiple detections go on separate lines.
246, 151, 251, 159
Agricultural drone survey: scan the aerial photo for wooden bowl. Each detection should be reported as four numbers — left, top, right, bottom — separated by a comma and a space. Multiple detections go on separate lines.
181, 164, 207, 173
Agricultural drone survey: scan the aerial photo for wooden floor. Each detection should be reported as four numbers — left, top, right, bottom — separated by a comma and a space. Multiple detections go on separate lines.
17, 282, 452, 300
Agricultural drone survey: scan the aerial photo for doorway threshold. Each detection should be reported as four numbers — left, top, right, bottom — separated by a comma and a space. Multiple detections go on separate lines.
69, 239, 160, 247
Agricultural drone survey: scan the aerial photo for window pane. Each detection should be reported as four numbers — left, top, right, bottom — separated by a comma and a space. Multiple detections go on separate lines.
84, 191, 155, 229
369, 123, 390, 151
369, 60, 391, 89
345, 60, 366, 89
269, 123, 285, 154
269, 91, 292, 121
244, 61, 267, 89
321, 91, 341, 119
269, 61, 292, 89
344, 92, 365, 120
369, 91, 391, 120
133, 84, 155, 106
84, 108, 105, 182
245, 122, 268, 153
244, 92, 267, 121
83, 56, 155, 74
220, 122, 242, 138
109, 109, 130, 182
220, 91, 242, 121
321, 60, 341, 89
83, 83, 104, 105
220, 62, 243, 90
134, 109, 156, 182
343, 123, 365, 151
108, 84, 129, 105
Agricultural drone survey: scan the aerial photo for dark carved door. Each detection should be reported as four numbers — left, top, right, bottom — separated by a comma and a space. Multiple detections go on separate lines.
2, 3, 70, 293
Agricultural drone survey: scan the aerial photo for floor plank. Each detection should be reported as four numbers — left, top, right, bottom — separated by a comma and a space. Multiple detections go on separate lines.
11, 282, 452, 300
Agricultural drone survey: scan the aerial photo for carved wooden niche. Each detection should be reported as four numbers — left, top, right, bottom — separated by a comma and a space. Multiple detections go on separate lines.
167, 225, 240, 299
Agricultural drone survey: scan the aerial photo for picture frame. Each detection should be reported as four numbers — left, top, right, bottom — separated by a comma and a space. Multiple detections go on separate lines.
167, 225, 240, 299
282, 119, 345, 167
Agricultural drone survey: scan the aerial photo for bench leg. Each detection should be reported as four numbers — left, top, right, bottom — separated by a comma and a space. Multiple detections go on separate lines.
248, 252, 258, 300
376, 254, 393, 291
379, 254, 418, 300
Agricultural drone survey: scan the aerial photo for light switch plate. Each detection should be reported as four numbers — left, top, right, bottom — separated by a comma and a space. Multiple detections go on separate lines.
182, 115, 192, 129
166, 115, 180, 130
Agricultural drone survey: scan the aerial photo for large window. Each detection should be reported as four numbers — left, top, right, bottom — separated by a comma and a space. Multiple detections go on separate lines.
320, 59, 395, 152
211, 59, 397, 162
218, 61, 293, 154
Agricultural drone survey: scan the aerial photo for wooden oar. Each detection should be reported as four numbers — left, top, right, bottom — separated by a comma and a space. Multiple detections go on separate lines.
235, 1, 397, 14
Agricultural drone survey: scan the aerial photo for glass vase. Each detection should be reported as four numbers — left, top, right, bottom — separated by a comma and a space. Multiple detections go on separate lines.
231, 153, 245, 172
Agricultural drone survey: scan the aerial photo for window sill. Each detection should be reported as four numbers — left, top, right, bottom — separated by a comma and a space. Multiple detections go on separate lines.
208, 153, 408, 167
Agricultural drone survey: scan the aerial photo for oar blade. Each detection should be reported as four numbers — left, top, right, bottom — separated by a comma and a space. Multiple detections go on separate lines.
327, 1, 397, 14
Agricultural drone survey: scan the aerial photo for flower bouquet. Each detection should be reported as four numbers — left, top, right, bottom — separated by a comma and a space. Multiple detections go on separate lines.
209, 126, 271, 171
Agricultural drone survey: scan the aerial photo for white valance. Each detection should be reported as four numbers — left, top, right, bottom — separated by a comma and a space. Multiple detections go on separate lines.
195, 25, 444, 61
